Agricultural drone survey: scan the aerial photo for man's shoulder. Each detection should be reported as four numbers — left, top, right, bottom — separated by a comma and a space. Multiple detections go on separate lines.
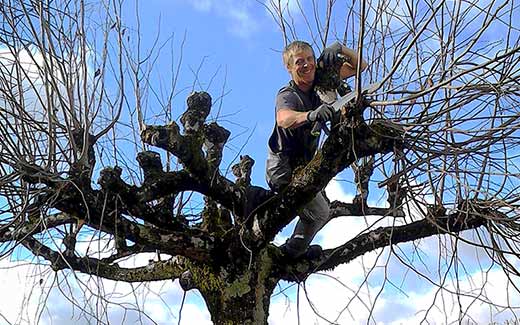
276, 86, 300, 110
277, 81, 296, 95
275, 81, 320, 111
276, 82, 299, 102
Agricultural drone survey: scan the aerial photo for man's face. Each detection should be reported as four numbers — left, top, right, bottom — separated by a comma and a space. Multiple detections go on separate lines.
287, 48, 315, 90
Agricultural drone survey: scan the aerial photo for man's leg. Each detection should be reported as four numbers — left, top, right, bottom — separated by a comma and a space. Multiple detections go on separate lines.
265, 150, 291, 191
283, 192, 331, 258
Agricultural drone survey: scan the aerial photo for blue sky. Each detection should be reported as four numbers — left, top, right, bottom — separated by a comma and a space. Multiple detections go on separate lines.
1, 0, 520, 324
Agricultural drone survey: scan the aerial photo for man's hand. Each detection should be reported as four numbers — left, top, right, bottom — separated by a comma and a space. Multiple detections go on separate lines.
307, 103, 335, 123
318, 42, 343, 66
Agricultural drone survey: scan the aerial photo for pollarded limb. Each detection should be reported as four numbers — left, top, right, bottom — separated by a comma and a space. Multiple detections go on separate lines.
279, 199, 493, 281
137, 151, 164, 180
141, 92, 224, 178
181, 91, 212, 133
98, 165, 190, 229
258, 120, 405, 243
140, 122, 207, 176
230, 155, 273, 230
204, 122, 231, 171
140, 92, 244, 214
136, 151, 184, 225
232, 155, 254, 188
21, 236, 188, 282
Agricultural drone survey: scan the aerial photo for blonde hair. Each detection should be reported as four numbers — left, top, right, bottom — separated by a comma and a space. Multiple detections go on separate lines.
282, 41, 314, 68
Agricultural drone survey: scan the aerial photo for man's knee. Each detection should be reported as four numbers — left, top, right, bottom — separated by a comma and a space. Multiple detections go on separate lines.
301, 193, 331, 223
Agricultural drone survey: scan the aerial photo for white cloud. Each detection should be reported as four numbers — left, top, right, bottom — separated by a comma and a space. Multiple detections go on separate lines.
0, 252, 213, 325
0, 258, 60, 324
269, 245, 520, 324
179, 0, 260, 39
189, 0, 212, 11
325, 178, 355, 203
269, 272, 390, 324
386, 266, 520, 324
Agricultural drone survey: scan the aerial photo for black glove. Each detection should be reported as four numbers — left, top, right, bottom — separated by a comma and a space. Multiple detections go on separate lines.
318, 42, 343, 66
307, 103, 335, 123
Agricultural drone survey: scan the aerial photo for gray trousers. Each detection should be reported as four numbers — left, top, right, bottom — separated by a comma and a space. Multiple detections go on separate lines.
266, 150, 331, 257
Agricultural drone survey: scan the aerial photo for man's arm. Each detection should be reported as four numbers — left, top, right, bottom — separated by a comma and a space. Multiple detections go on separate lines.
276, 108, 309, 129
338, 46, 368, 79
277, 104, 335, 129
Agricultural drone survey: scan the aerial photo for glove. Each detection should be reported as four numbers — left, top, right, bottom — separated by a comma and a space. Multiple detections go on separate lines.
318, 42, 343, 66
307, 103, 335, 123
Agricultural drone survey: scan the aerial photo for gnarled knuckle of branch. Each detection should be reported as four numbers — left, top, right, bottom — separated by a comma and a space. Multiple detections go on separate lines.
137, 151, 162, 168
141, 123, 181, 147
182, 91, 212, 133
203, 122, 231, 146
71, 129, 96, 150
232, 155, 254, 184
97, 166, 123, 191
203, 122, 231, 167
137, 151, 163, 179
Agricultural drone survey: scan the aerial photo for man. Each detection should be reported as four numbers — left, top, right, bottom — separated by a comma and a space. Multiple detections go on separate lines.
266, 40, 367, 259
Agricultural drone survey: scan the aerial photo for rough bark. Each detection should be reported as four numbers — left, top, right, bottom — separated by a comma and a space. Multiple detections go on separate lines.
194, 248, 278, 325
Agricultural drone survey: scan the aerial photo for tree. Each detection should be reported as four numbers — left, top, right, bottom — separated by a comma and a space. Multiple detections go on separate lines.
1, 0, 520, 323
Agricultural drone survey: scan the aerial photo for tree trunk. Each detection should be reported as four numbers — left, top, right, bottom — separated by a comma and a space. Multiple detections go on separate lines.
193, 249, 278, 324
203, 283, 275, 324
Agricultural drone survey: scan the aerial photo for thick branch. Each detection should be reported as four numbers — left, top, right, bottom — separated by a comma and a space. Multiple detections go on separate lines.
279, 205, 493, 281
0, 212, 75, 243
30, 179, 215, 261
140, 122, 207, 176
259, 121, 403, 242
103, 216, 214, 261
22, 237, 187, 282
140, 126, 244, 213
329, 200, 402, 218
137, 169, 241, 213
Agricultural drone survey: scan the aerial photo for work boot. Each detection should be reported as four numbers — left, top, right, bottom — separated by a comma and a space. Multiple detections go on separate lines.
280, 242, 304, 260
280, 242, 323, 260
304, 245, 323, 259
